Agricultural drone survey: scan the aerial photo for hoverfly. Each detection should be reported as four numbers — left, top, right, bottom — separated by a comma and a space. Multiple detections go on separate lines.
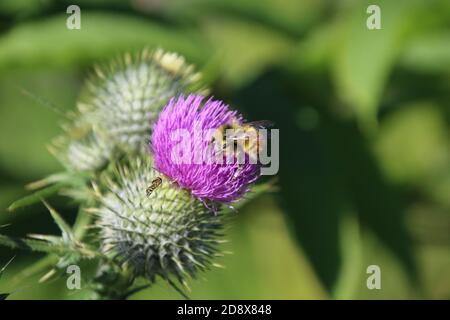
210, 120, 274, 163
146, 177, 162, 197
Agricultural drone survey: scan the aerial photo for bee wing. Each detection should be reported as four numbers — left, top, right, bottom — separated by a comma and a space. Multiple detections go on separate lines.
244, 120, 274, 129
245, 121, 273, 143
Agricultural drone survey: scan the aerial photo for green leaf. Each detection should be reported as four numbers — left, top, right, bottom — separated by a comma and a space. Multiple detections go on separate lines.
7, 183, 64, 212
375, 102, 450, 184
27, 234, 64, 244
0, 0, 51, 17
73, 205, 94, 241
0, 13, 206, 71
7, 255, 58, 287
332, 0, 418, 132
0, 233, 100, 260
0, 234, 68, 254
286, 22, 338, 73
0, 256, 14, 281
0, 72, 75, 180
203, 17, 292, 88
0, 293, 9, 300
167, 0, 323, 35
26, 171, 90, 190
331, 212, 363, 299
400, 32, 450, 74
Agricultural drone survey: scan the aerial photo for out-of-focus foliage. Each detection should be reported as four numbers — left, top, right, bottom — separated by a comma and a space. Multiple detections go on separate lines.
0, 0, 449, 299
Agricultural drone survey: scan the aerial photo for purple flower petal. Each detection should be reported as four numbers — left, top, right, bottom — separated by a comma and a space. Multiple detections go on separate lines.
150, 94, 261, 203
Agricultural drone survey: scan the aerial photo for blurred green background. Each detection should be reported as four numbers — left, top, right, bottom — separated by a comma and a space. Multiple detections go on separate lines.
0, 0, 449, 299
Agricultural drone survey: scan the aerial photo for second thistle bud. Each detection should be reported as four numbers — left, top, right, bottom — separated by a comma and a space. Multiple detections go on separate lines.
52, 49, 205, 172
80, 49, 204, 151
92, 156, 224, 286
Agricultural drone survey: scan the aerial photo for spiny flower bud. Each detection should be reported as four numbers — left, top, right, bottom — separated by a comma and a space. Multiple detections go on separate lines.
51, 49, 204, 172
79, 48, 204, 151
92, 156, 224, 286
50, 123, 112, 172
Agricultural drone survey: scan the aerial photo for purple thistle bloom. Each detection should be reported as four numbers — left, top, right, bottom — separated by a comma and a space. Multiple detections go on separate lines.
150, 94, 261, 204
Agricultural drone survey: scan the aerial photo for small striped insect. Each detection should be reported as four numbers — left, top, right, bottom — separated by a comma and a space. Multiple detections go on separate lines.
146, 177, 162, 197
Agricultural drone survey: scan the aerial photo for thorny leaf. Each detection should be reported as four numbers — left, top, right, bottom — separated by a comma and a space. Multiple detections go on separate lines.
7, 183, 65, 212
42, 200, 75, 242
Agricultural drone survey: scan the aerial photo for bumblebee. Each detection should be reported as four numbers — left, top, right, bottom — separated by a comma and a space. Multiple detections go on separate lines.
210, 120, 273, 162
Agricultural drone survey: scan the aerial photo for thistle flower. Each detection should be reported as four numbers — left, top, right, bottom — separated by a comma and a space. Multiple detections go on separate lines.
93, 156, 223, 287
151, 94, 261, 204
